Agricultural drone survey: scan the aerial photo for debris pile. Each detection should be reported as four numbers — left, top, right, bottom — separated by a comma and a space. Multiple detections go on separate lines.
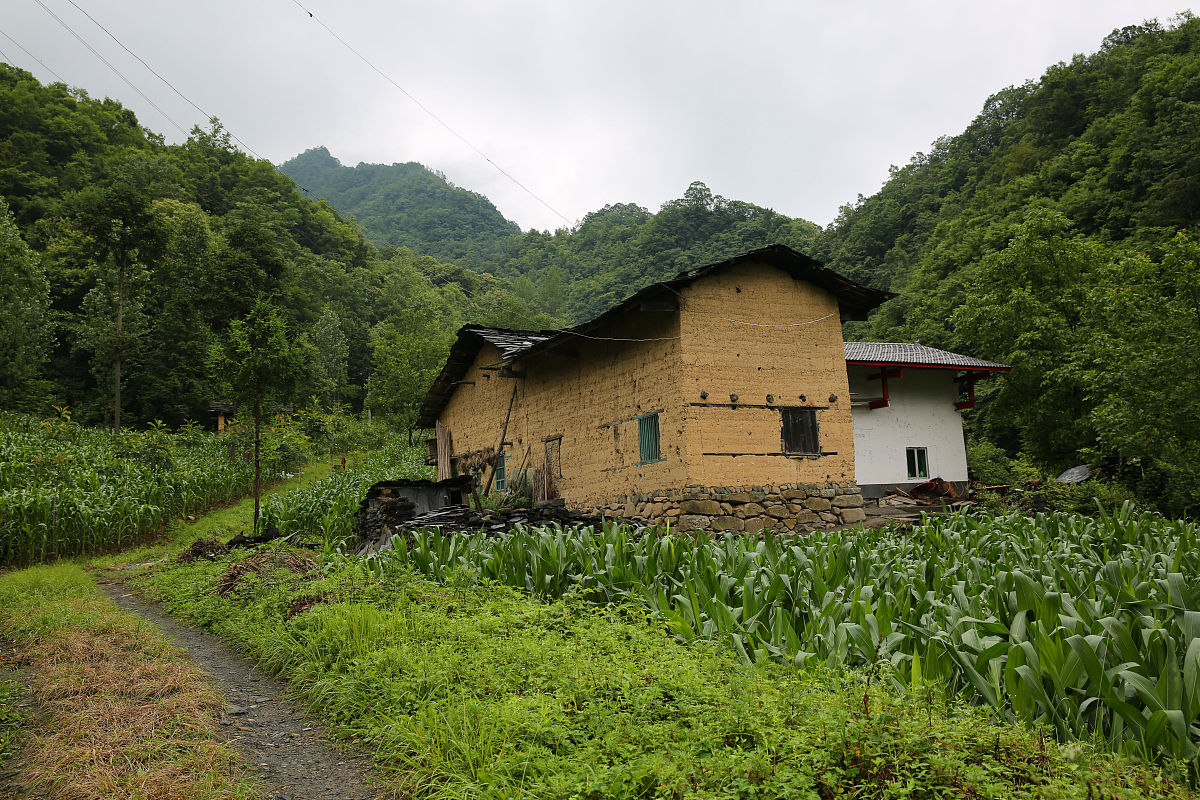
217, 550, 316, 596
352, 476, 473, 542
356, 503, 606, 554
177, 537, 229, 562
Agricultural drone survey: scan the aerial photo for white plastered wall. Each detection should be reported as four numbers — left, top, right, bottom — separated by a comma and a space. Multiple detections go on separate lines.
847, 366, 968, 489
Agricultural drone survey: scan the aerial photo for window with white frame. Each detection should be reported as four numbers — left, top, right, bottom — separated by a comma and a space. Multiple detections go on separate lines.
906, 447, 929, 480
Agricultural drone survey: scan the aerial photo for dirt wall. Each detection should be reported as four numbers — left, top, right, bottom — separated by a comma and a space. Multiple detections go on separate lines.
438, 310, 687, 506
678, 262, 856, 488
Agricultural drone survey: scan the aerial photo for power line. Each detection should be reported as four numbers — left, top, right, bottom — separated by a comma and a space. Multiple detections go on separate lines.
31, 0, 190, 137
24, 1, 321, 196
60, 0, 263, 159
0, 26, 64, 82
288, 0, 572, 229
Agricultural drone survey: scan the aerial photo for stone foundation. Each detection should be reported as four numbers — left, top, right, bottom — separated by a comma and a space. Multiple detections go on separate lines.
576, 482, 865, 534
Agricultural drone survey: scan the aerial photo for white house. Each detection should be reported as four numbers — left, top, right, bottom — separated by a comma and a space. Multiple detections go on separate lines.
845, 342, 1010, 498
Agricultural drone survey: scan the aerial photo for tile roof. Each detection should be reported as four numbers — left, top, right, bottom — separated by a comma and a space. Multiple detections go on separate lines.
416, 245, 897, 427
472, 327, 555, 359
844, 342, 1010, 370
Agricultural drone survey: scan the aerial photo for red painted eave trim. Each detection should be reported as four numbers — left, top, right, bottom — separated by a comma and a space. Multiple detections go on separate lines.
846, 360, 1011, 372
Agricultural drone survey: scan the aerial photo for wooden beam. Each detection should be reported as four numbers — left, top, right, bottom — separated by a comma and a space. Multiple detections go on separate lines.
866, 366, 902, 409
482, 384, 518, 496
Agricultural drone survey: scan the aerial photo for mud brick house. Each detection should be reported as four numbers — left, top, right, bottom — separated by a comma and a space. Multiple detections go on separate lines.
416, 244, 1006, 533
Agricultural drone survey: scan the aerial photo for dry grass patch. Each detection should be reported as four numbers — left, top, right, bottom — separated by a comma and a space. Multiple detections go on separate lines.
0, 565, 262, 800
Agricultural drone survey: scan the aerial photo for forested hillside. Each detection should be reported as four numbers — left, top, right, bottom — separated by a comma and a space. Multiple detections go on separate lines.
0, 63, 553, 431
278, 146, 519, 264
278, 149, 825, 324
490, 182, 822, 322
812, 15, 1200, 514
4, 13, 1199, 515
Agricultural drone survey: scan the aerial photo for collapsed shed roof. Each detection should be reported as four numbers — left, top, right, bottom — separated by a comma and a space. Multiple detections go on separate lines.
844, 342, 1010, 371
416, 245, 895, 428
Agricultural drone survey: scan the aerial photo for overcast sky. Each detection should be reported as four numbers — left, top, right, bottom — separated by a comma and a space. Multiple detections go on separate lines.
2, 2, 1194, 232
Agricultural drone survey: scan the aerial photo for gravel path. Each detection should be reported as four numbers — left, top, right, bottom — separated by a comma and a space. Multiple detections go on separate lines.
100, 581, 390, 800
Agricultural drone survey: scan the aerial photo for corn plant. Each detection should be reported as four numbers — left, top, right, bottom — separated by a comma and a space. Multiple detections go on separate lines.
368, 506, 1200, 776
258, 441, 429, 548
0, 412, 268, 565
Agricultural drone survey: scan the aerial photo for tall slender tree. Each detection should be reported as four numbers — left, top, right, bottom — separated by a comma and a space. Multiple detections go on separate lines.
208, 299, 306, 533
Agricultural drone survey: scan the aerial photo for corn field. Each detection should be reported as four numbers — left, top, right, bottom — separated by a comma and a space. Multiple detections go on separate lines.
259, 441, 430, 546
362, 507, 1199, 775
0, 412, 260, 565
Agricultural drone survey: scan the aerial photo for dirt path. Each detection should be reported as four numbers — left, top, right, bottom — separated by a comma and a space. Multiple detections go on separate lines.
99, 580, 390, 800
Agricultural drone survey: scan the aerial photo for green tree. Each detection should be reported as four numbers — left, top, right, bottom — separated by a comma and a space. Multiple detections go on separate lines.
365, 260, 460, 428
1086, 234, 1200, 515
76, 222, 150, 433
952, 209, 1104, 467
66, 153, 181, 430
132, 198, 216, 426
0, 197, 52, 409
208, 299, 306, 532
308, 309, 349, 406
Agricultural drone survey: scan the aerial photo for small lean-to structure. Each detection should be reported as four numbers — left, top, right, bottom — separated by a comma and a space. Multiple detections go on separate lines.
845, 342, 1010, 497
417, 245, 899, 533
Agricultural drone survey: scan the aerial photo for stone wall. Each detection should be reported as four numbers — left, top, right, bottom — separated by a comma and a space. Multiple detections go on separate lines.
576, 482, 866, 533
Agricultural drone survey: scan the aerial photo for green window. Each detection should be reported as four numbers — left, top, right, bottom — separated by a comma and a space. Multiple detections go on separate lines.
494, 454, 507, 492
906, 447, 928, 480
638, 413, 662, 464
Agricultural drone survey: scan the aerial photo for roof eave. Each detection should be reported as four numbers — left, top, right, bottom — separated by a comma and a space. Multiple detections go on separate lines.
845, 360, 1011, 371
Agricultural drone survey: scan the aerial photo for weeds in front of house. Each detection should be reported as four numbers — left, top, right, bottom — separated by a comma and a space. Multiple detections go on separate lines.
0, 563, 264, 800
356, 506, 1200, 779
136, 537, 1197, 799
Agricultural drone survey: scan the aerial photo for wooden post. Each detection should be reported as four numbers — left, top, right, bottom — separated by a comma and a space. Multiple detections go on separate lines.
514, 445, 531, 494
482, 384, 518, 496
435, 422, 453, 481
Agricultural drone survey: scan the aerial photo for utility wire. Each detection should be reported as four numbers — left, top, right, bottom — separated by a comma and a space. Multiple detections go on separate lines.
61, 0, 263, 159
26, 1, 319, 196
0, 26, 64, 82
31, 0, 189, 136
434, 266, 838, 345
288, 0, 573, 228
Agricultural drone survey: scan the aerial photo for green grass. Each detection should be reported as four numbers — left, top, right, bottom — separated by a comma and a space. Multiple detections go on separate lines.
364, 507, 1200, 776
0, 563, 264, 799
89, 459, 336, 570
0, 675, 28, 770
135, 542, 1198, 799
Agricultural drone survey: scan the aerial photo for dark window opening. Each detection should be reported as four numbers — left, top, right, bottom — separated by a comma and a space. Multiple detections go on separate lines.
638, 413, 662, 464
782, 408, 820, 455
907, 447, 929, 479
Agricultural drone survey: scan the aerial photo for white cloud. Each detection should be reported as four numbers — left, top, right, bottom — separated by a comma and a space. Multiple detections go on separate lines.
3, 0, 1192, 231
